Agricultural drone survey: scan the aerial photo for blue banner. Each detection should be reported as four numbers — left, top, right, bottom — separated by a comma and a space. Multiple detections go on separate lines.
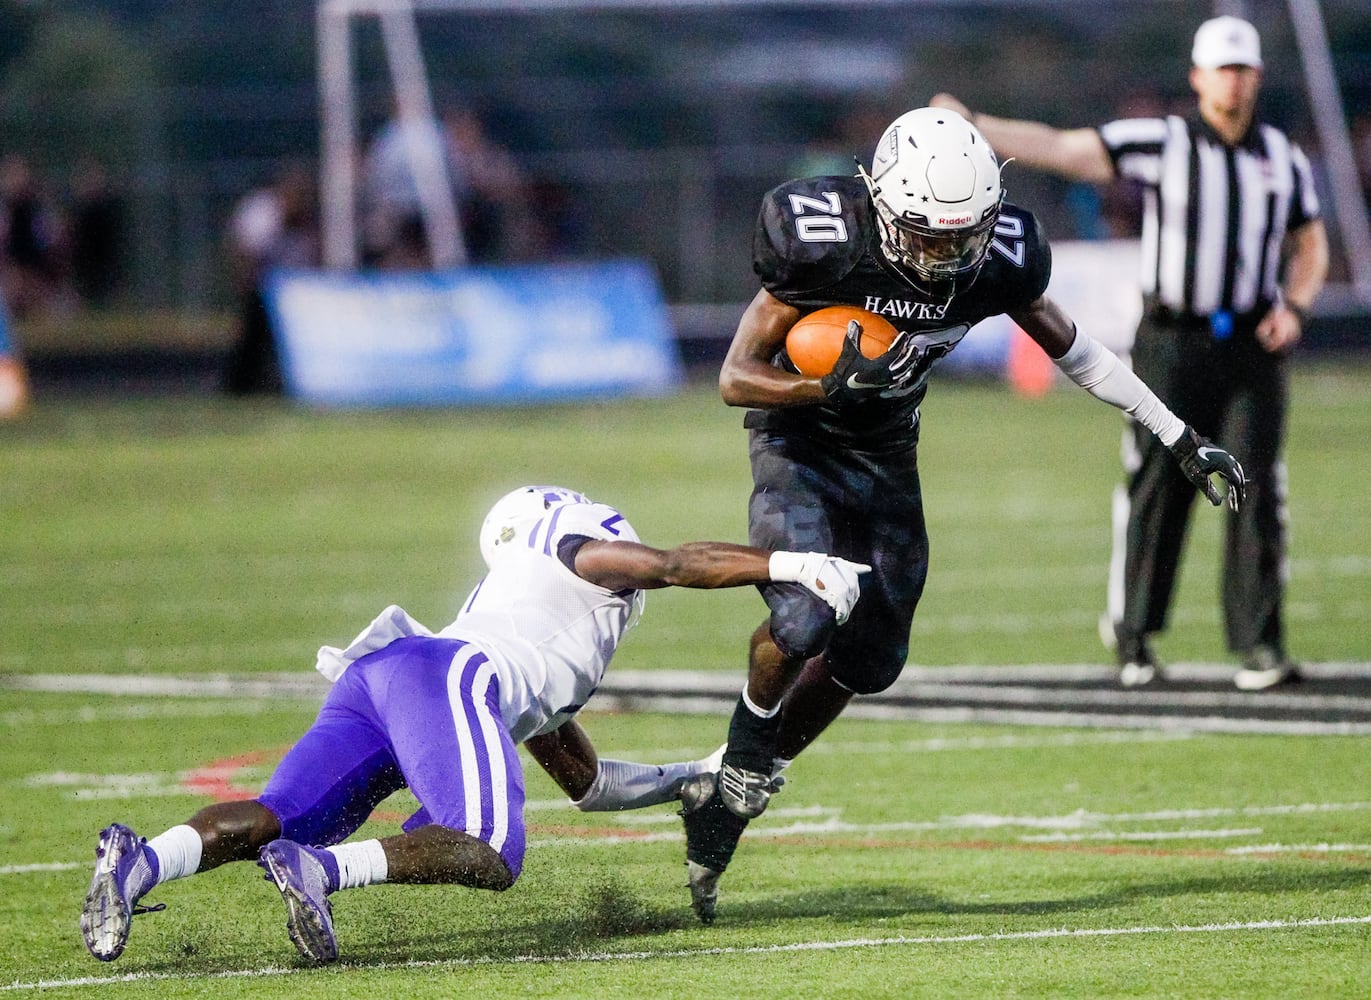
264, 259, 682, 408
0, 293, 13, 357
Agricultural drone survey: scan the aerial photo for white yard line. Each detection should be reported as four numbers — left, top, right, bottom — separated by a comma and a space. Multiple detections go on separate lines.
1020, 828, 1265, 843
0, 673, 327, 698
0, 861, 84, 875
1225, 843, 1371, 855
1, 701, 312, 727
820, 704, 1371, 736
6, 915, 1369, 991
883, 682, 1371, 713
586, 800, 1371, 831
531, 801, 1371, 846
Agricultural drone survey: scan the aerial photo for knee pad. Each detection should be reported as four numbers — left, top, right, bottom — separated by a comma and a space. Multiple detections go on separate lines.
765, 583, 836, 661
827, 640, 909, 695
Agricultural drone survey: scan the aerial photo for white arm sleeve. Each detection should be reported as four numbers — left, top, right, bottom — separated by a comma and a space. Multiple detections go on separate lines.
1053, 330, 1185, 446
572, 757, 705, 812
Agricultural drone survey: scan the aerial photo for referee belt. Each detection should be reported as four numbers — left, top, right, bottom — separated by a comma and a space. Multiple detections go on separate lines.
1145, 299, 1272, 332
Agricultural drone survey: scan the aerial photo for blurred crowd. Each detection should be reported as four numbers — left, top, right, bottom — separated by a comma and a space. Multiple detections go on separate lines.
1, 105, 583, 400
0, 153, 126, 322
357, 103, 575, 270
219, 104, 576, 394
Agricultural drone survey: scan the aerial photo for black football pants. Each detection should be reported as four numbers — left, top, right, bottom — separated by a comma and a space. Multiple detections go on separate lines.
747, 429, 928, 694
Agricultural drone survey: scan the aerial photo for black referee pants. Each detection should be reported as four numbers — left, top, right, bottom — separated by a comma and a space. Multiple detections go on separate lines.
1112, 310, 1290, 657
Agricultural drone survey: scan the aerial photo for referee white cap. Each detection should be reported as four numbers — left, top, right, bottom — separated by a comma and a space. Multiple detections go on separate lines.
1192, 15, 1262, 70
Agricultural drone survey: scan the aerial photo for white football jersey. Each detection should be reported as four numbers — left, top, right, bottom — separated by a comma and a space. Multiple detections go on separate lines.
437, 499, 642, 742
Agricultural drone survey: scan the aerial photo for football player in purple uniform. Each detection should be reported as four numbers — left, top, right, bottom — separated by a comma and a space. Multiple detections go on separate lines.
80, 485, 868, 965
679, 107, 1246, 923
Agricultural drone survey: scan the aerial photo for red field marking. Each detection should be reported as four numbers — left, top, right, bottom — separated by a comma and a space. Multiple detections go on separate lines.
181, 750, 282, 800
180, 748, 415, 822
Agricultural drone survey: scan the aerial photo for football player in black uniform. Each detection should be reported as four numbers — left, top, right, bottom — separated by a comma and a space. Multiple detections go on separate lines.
679, 107, 1247, 923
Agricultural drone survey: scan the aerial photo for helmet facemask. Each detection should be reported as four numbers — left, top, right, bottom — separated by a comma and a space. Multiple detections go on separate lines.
871, 193, 999, 289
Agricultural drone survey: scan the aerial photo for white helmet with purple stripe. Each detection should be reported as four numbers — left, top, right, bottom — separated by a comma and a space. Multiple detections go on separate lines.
479, 485, 588, 568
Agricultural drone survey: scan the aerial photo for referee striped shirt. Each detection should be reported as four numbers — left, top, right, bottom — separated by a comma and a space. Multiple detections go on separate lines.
1098, 114, 1320, 317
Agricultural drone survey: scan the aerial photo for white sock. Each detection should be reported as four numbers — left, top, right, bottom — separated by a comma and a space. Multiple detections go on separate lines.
741, 683, 780, 719
327, 839, 389, 889
145, 825, 203, 884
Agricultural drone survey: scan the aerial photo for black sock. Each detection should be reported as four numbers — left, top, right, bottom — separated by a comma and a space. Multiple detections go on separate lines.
683, 787, 748, 871
722, 696, 780, 774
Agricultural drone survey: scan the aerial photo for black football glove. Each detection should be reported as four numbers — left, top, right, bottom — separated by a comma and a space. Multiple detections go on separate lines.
1168, 426, 1246, 512
819, 320, 917, 402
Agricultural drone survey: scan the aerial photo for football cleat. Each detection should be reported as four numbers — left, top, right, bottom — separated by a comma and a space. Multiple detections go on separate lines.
259, 839, 339, 964
1118, 661, 1159, 688
80, 823, 161, 961
679, 775, 749, 925
685, 860, 722, 926
718, 762, 782, 819
679, 769, 718, 815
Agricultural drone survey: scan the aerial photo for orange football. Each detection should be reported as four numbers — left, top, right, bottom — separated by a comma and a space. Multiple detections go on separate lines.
785, 306, 900, 377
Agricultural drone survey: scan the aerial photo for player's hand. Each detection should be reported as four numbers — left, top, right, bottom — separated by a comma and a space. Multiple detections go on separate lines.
1168, 426, 1245, 512
930, 93, 972, 119
770, 551, 871, 625
820, 321, 918, 402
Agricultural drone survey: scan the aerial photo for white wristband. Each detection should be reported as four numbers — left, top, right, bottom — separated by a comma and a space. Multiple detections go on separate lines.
768, 551, 808, 583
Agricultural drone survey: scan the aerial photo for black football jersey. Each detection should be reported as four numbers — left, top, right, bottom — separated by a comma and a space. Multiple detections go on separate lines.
746, 175, 1053, 451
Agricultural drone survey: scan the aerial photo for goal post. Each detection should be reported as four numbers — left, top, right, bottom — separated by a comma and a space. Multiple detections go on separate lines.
318, 0, 466, 270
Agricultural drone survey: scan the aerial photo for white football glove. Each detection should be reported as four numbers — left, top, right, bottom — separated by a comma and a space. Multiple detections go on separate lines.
768, 551, 872, 625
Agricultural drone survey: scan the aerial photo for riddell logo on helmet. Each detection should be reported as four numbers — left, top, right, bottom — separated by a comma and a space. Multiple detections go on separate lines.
938, 214, 974, 225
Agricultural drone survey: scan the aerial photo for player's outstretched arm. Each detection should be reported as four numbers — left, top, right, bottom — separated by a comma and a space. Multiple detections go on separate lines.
526, 720, 724, 812
1011, 294, 1245, 511
573, 539, 869, 623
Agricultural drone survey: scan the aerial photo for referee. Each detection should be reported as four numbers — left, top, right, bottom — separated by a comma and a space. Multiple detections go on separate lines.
933, 14, 1329, 690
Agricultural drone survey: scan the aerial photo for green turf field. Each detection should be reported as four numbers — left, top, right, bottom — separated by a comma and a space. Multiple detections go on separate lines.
2, 360, 1369, 996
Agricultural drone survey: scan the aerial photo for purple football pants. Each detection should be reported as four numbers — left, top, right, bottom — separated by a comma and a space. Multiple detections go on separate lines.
258, 635, 528, 879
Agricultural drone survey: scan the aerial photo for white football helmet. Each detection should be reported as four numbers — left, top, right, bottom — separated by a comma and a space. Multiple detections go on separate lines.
479, 485, 588, 568
861, 107, 1005, 297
